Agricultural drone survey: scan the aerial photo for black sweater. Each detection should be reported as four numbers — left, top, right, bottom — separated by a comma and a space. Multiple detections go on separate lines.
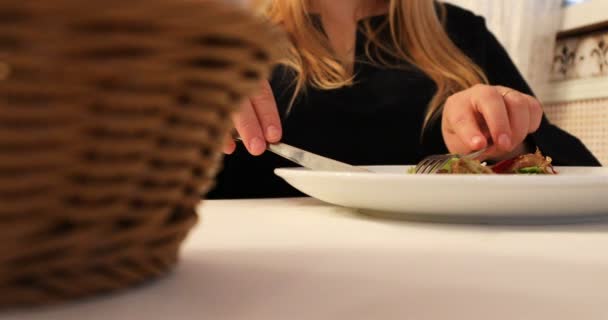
208, 4, 600, 199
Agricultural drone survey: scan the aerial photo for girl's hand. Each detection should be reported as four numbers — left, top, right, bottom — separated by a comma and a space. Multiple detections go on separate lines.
441, 84, 543, 160
223, 80, 282, 156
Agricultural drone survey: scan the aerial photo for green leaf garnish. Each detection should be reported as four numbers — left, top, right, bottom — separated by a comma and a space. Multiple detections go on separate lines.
517, 166, 544, 174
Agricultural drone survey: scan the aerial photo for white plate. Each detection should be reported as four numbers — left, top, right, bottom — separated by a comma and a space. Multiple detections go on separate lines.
275, 166, 608, 219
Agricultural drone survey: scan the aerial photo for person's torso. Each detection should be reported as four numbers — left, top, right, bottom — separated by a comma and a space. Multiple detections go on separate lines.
271, 15, 442, 166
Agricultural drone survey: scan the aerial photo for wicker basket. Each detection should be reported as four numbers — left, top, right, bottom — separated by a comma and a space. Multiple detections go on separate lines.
0, 0, 283, 307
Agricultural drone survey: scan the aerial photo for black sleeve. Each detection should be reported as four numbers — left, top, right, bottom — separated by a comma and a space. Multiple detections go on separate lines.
430, 6, 600, 166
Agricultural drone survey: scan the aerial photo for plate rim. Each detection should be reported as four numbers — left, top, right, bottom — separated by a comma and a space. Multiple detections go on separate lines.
274, 165, 608, 186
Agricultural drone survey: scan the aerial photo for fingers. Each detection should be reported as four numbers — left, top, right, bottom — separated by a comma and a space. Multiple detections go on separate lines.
231, 98, 266, 156
494, 86, 543, 148
250, 80, 282, 143
443, 84, 545, 159
525, 94, 543, 133
230, 81, 282, 156
470, 85, 512, 151
223, 133, 236, 155
498, 89, 530, 149
443, 92, 488, 152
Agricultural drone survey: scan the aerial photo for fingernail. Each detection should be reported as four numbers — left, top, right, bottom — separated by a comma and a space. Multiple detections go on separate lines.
223, 144, 234, 155
249, 137, 265, 155
498, 134, 511, 149
266, 125, 281, 141
471, 136, 484, 148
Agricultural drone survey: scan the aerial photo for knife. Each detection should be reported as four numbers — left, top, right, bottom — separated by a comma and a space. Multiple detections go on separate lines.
236, 138, 370, 172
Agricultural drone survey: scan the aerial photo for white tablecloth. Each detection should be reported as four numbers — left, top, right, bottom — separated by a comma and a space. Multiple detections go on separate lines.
4, 198, 608, 320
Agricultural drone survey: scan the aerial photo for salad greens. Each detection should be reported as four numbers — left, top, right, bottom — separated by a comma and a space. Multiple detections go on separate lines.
411, 149, 555, 175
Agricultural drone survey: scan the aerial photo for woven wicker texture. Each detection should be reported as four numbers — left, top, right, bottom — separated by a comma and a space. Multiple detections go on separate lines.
0, 0, 283, 307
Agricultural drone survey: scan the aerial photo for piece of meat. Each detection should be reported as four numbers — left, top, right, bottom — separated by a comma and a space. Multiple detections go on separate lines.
450, 158, 494, 174
491, 149, 554, 174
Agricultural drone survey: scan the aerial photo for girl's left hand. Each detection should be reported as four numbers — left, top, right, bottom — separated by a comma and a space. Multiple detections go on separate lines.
441, 84, 543, 161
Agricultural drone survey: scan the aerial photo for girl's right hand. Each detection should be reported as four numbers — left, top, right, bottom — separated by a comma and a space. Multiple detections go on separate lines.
223, 80, 282, 156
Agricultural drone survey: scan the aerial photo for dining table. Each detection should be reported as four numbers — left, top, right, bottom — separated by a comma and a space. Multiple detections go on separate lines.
4, 197, 608, 320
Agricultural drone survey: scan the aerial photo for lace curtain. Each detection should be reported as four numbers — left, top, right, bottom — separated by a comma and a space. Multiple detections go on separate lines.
443, 0, 563, 93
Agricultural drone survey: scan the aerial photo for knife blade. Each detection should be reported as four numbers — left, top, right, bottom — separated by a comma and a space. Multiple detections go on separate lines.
235, 137, 369, 172
266, 142, 370, 172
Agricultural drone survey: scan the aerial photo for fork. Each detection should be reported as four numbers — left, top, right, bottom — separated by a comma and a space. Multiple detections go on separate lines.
413, 144, 492, 174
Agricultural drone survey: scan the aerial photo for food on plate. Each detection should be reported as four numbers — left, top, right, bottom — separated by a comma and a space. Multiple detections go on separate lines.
436, 157, 493, 174
416, 149, 556, 174
490, 149, 555, 174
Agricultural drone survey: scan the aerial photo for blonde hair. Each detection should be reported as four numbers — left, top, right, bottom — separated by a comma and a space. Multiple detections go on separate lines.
256, 0, 488, 129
